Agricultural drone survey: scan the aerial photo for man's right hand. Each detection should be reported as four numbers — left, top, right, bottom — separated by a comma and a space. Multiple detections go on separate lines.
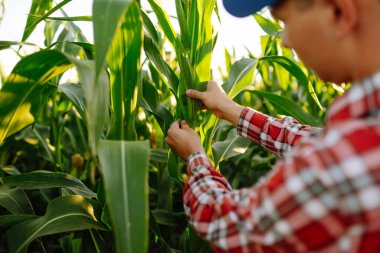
186, 80, 245, 126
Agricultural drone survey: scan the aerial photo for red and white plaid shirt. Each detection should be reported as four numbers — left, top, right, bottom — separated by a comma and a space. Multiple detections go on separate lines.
183, 71, 380, 253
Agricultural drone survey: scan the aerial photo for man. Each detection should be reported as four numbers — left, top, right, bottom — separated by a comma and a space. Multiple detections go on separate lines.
165, 0, 380, 252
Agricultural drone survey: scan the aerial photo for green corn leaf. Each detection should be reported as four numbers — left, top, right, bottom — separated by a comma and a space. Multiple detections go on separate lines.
71, 59, 110, 154
107, 2, 143, 141
142, 79, 174, 133
223, 58, 257, 99
253, 14, 282, 37
248, 90, 322, 126
93, 0, 132, 76
1, 171, 97, 199
89, 229, 108, 253
150, 149, 169, 164
22, 0, 53, 41
202, 58, 257, 157
151, 209, 185, 227
141, 10, 160, 45
212, 129, 251, 168
58, 83, 87, 119
147, 0, 177, 48
167, 150, 182, 184
0, 187, 34, 215
98, 140, 150, 253
0, 50, 73, 144
5, 195, 106, 253
176, 40, 195, 122
0, 215, 38, 229
43, 15, 92, 22
144, 36, 179, 94
22, 0, 74, 43
259, 56, 323, 110
0, 41, 36, 51
59, 8, 89, 44
175, 0, 191, 50
191, 0, 215, 82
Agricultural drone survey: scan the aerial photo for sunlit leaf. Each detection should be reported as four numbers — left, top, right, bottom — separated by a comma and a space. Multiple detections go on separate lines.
253, 14, 282, 37
93, 0, 132, 76
22, 0, 53, 41
107, 1, 143, 141
0, 50, 73, 144
223, 58, 257, 99
147, 0, 177, 47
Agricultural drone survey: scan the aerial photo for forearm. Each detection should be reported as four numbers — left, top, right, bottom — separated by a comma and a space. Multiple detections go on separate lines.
237, 107, 321, 157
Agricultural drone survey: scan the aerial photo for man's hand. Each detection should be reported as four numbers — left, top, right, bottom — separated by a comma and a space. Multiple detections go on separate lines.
165, 120, 205, 160
186, 80, 245, 126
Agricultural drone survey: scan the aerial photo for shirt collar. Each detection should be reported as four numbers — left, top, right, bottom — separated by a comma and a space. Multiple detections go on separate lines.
327, 71, 380, 124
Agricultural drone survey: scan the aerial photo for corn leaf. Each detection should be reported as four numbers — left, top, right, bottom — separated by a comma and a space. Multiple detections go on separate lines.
72, 59, 110, 154
0, 215, 38, 229
259, 56, 323, 110
190, 0, 215, 82
175, 0, 190, 50
98, 140, 150, 253
0, 50, 73, 144
5, 195, 106, 253
253, 14, 282, 37
58, 83, 87, 119
0, 41, 36, 51
168, 150, 182, 184
212, 129, 250, 168
43, 16, 92, 22
147, 0, 177, 48
202, 58, 256, 157
107, 2, 143, 141
223, 58, 257, 99
142, 79, 174, 133
144, 36, 179, 94
22, 0, 53, 41
0, 187, 34, 215
248, 90, 322, 126
141, 10, 159, 45
93, 0, 132, 76
1, 171, 97, 199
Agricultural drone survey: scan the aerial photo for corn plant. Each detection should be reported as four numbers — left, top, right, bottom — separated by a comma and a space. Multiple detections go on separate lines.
0, 0, 341, 252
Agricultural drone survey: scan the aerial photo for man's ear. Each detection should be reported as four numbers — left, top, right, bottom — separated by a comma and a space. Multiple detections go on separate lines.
330, 0, 358, 38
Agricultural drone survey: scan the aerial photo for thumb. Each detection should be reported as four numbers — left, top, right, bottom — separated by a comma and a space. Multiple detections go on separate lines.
186, 89, 204, 101
180, 120, 189, 129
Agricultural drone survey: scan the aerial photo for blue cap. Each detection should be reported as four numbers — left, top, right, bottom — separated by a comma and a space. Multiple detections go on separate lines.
223, 0, 280, 17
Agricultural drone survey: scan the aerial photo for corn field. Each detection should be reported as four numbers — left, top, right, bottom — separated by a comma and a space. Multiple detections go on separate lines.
0, 0, 344, 252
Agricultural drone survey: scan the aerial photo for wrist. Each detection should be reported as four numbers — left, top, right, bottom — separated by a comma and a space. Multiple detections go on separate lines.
187, 146, 205, 160
220, 101, 245, 126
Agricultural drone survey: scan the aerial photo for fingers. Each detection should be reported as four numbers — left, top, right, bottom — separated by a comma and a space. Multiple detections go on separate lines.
180, 120, 189, 129
186, 89, 204, 100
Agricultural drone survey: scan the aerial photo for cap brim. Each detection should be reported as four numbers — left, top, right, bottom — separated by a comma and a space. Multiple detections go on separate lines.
223, 0, 279, 17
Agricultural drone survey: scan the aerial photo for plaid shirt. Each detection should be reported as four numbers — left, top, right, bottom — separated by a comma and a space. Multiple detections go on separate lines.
183, 71, 380, 253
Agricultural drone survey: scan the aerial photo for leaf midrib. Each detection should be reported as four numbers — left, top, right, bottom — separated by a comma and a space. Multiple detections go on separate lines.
16, 212, 95, 253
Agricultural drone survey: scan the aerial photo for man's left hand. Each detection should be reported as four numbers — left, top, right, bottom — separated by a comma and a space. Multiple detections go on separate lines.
165, 120, 204, 160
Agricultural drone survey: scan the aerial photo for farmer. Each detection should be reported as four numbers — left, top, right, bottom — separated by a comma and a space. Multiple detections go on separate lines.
165, 0, 380, 252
